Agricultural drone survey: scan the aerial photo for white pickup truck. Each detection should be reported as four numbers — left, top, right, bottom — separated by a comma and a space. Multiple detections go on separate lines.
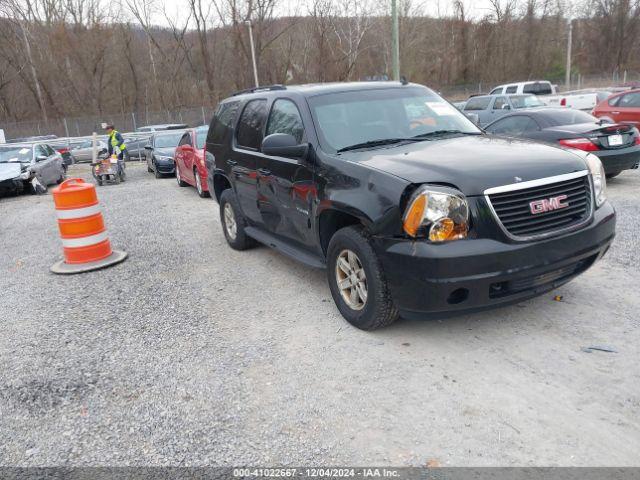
541, 89, 612, 111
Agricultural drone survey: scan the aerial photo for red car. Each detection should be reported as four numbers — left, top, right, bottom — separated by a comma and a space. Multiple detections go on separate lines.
592, 88, 640, 126
175, 126, 209, 197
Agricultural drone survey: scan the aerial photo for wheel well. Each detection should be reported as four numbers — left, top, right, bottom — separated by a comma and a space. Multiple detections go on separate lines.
319, 209, 363, 256
213, 173, 232, 202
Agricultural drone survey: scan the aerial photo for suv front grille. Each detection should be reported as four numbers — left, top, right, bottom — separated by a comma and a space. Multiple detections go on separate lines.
486, 172, 592, 240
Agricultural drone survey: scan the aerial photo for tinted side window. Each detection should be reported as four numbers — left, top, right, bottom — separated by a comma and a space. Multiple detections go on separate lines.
620, 92, 640, 108
209, 101, 240, 145
523, 82, 552, 95
178, 133, 191, 146
505, 85, 518, 94
266, 99, 305, 144
489, 88, 503, 95
236, 99, 268, 150
487, 116, 538, 135
464, 97, 491, 110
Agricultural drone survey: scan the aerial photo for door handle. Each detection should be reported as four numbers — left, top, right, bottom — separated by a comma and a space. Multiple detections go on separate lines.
258, 168, 271, 176
611, 111, 620, 115
226, 159, 237, 166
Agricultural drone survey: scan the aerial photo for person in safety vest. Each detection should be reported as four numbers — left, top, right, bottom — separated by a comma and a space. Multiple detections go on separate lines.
104, 123, 128, 161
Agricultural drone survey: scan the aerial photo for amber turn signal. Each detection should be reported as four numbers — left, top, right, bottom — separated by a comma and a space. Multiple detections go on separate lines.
403, 194, 427, 237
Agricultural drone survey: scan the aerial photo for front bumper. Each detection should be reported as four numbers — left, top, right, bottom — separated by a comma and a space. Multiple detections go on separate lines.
0, 177, 24, 195
595, 146, 640, 174
155, 157, 175, 174
375, 201, 616, 319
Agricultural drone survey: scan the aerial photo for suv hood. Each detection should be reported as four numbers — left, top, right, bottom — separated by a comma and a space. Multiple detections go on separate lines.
351, 135, 588, 196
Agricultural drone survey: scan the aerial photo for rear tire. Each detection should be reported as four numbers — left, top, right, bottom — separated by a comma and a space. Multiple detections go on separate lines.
219, 189, 255, 251
327, 226, 399, 330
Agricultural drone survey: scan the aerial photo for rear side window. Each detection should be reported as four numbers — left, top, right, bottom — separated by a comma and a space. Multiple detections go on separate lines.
464, 97, 491, 111
236, 100, 268, 150
619, 92, 640, 108
523, 82, 552, 95
209, 101, 240, 146
505, 85, 517, 94
266, 99, 305, 144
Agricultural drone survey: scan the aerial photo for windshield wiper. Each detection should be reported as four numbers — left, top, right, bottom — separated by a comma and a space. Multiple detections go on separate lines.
336, 138, 412, 153
411, 130, 478, 139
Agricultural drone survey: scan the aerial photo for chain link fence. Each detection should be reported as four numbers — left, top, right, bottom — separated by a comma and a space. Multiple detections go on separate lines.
1, 106, 217, 141
3, 71, 640, 140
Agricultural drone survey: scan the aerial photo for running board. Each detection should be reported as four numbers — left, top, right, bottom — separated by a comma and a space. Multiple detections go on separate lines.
244, 227, 326, 269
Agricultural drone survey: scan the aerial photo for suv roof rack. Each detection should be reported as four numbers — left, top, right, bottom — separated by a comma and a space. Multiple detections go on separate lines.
231, 84, 287, 97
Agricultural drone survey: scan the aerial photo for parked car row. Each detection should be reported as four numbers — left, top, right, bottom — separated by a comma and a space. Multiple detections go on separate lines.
143, 126, 211, 198
456, 82, 640, 177
484, 108, 640, 177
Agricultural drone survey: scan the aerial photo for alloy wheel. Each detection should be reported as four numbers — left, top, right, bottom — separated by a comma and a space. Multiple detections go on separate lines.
335, 249, 367, 310
223, 202, 237, 240
195, 171, 203, 194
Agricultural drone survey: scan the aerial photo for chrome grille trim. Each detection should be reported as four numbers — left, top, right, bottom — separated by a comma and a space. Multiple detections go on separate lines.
484, 171, 594, 241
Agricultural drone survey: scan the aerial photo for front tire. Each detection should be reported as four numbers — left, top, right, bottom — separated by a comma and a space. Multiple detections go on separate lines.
176, 165, 187, 187
154, 161, 162, 179
606, 171, 621, 179
195, 169, 209, 198
327, 226, 399, 330
219, 189, 254, 250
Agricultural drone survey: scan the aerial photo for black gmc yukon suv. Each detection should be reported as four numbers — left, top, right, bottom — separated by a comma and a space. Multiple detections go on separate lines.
205, 82, 615, 330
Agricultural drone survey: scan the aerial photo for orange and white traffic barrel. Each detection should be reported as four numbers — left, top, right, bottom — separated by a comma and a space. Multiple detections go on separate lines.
50, 178, 127, 274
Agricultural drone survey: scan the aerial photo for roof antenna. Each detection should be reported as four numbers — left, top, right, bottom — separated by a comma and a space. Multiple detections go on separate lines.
400, 76, 408, 85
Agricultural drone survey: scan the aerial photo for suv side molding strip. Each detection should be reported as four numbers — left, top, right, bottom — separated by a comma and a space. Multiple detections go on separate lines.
244, 226, 326, 269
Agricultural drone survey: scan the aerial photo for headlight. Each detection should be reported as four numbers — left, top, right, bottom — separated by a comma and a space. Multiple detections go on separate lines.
585, 153, 606, 207
403, 186, 469, 241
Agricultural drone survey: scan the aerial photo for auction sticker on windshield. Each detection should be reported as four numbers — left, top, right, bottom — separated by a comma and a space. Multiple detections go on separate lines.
426, 102, 458, 116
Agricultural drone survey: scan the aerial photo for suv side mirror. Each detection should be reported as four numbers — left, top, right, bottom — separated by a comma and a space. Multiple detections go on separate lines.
262, 133, 308, 159
502, 104, 511, 110
144, 145, 152, 150
36, 155, 48, 162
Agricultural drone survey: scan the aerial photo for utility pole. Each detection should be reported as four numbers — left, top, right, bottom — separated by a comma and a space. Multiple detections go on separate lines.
391, 0, 400, 81
565, 18, 573, 88
246, 21, 259, 88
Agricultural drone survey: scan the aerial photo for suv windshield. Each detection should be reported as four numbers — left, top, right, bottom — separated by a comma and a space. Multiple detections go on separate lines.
155, 133, 183, 148
308, 86, 480, 152
511, 95, 544, 109
0, 145, 32, 163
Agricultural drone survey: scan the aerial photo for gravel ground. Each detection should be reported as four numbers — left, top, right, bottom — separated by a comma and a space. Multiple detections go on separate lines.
0, 163, 639, 466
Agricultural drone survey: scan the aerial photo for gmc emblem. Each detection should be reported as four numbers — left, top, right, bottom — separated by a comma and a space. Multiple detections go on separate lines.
529, 195, 569, 214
